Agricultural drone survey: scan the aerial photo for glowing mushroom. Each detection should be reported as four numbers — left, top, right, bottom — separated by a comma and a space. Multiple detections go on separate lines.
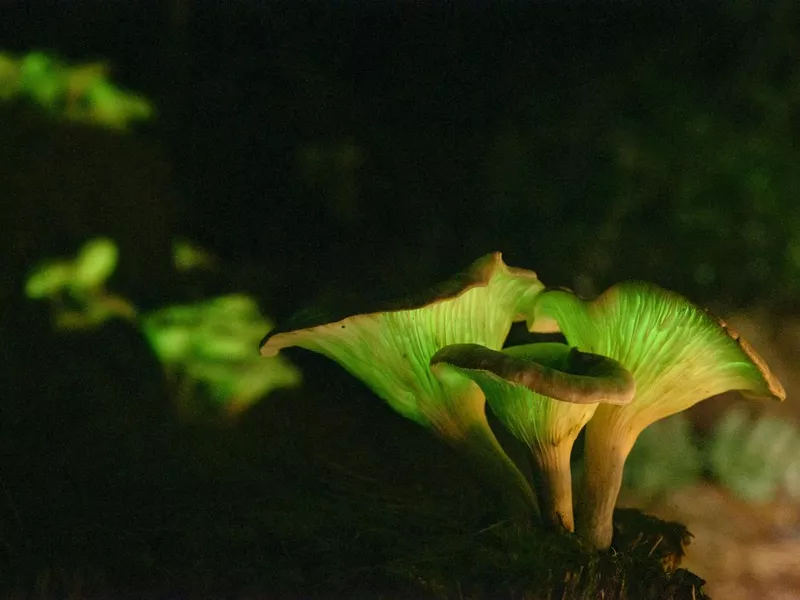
431, 342, 634, 531
528, 281, 786, 549
260, 252, 544, 525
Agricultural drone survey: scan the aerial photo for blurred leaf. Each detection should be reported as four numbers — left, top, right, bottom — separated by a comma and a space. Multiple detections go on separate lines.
72, 237, 119, 291
80, 80, 153, 130
172, 238, 217, 272
0, 53, 20, 99
623, 414, 703, 500
19, 51, 61, 109
24, 259, 74, 299
142, 294, 300, 412
141, 322, 194, 364
709, 408, 800, 502
186, 356, 301, 412
782, 438, 800, 500
65, 61, 108, 100
2, 49, 153, 129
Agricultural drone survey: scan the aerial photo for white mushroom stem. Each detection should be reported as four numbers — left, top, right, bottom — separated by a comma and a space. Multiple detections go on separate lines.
576, 411, 637, 550
531, 440, 575, 531
457, 423, 541, 527
428, 366, 539, 527
431, 343, 635, 534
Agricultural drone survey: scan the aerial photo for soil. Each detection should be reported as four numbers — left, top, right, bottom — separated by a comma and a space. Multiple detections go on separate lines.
622, 483, 800, 600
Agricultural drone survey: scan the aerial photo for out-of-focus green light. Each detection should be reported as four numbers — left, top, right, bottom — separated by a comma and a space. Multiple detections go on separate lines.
186, 357, 301, 413
25, 237, 299, 414
24, 259, 74, 299
622, 415, 702, 500
143, 294, 301, 411
1, 50, 153, 130
143, 294, 271, 364
0, 53, 18, 99
710, 408, 800, 502
25, 237, 119, 301
82, 80, 152, 130
72, 237, 118, 291
19, 52, 60, 109
141, 324, 193, 364
172, 238, 217, 272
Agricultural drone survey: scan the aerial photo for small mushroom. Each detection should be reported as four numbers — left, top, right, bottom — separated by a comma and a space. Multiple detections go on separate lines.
260, 252, 544, 525
528, 281, 786, 549
431, 342, 634, 531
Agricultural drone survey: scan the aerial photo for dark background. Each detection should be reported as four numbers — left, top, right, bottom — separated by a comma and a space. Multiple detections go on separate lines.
5, 0, 799, 313
1, 0, 798, 595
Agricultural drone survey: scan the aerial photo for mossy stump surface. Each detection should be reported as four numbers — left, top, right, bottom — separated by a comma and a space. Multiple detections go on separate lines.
267, 473, 707, 599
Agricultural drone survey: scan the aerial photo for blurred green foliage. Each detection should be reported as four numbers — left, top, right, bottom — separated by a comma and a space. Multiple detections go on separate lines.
26, 237, 118, 299
172, 238, 219, 273
142, 295, 301, 416
25, 237, 299, 417
25, 236, 136, 328
0, 50, 152, 129
623, 409, 800, 503
710, 407, 800, 502
622, 415, 704, 501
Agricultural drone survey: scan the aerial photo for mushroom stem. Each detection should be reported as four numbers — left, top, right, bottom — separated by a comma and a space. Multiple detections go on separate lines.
456, 422, 540, 528
532, 441, 575, 531
429, 363, 539, 528
528, 282, 787, 549
576, 413, 636, 550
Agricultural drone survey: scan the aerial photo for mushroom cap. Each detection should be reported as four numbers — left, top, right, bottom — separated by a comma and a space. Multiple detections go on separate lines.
261, 252, 541, 344
431, 343, 635, 406
259, 252, 544, 429
430, 343, 634, 449
528, 282, 785, 431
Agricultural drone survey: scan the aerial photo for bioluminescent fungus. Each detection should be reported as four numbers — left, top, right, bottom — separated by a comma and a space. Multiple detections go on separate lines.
71, 237, 119, 291
528, 282, 785, 549
25, 236, 118, 299
3, 50, 153, 129
24, 236, 136, 328
431, 342, 634, 531
144, 294, 301, 415
260, 252, 544, 525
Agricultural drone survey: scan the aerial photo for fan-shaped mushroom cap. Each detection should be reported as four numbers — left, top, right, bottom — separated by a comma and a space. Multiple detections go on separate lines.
431, 342, 634, 530
260, 252, 544, 432
527, 282, 785, 548
260, 253, 544, 526
529, 282, 785, 427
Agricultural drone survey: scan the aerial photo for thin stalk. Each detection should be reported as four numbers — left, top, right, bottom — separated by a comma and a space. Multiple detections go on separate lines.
457, 423, 540, 529
576, 419, 635, 549
532, 441, 575, 531
429, 374, 539, 529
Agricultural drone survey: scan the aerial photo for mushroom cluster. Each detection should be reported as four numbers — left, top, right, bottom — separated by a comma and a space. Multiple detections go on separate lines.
528, 282, 785, 548
261, 254, 785, 545
261, 253, 545, 526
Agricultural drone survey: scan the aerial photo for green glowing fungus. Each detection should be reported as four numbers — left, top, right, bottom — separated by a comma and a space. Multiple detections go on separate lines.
24, 237, 118, 300
24, 259, 74, 299
260, 252, 544, 525
71, 237, 119, 291
144, 294, 301, 414
431, 342, 634, 531
528, 282, 785, 549
3, 50, 153, 129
